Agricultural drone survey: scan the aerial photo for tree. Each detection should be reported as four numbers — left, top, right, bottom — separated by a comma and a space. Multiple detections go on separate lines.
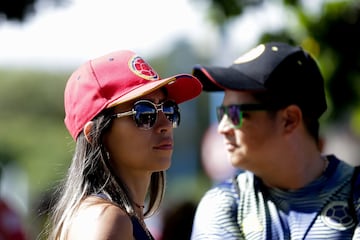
0, 0, 68, 22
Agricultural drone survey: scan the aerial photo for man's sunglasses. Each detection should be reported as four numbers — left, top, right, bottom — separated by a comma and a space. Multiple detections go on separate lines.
112, 100, 180, 130
216, 104, 270, 128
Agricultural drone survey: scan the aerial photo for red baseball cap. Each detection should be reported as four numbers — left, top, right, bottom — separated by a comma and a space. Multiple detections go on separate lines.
64, 50, 202, 140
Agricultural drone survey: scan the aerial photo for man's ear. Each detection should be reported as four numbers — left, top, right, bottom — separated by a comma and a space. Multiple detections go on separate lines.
83, 121, 94, 143
282, 105, 302, 133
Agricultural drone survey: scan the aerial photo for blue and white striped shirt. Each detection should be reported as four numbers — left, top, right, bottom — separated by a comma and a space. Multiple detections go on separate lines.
191, 155, 360, 239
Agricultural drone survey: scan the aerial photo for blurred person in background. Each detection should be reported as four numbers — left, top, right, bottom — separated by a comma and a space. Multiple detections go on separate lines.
190, 42, 360, 239
0, 198, 26, 240
201, 124, 238, 183
45, 50, 202, 239
160, 200, 197, 240
0, 166, 26, 240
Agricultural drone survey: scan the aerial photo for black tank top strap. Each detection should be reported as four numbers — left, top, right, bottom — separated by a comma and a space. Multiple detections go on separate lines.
130, 215, 155, 240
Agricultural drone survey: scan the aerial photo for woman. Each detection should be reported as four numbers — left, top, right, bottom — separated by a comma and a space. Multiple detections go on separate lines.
46, 50, 202, 239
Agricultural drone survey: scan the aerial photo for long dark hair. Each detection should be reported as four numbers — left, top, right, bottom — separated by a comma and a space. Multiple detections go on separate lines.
46, 109, 165, 239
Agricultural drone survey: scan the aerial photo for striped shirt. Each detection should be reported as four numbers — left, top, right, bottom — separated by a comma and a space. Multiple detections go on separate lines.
191, 155, 360, 239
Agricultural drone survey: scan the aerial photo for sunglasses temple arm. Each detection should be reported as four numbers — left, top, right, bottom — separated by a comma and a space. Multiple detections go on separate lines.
113, 110, 136, 118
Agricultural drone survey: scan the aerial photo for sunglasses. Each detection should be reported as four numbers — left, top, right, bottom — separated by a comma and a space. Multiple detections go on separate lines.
112, 100, 180, 130
216, 104, 270, 128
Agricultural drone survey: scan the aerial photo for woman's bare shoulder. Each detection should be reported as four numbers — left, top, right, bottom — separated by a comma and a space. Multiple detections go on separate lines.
67, 196, 133, 240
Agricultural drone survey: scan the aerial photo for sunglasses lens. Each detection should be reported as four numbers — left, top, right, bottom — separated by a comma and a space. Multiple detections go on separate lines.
228, 105, 242, 128
133, 102, 157, 129
132, 100, 180, 129
216, 105, 242, 128
163, 101, 180, 128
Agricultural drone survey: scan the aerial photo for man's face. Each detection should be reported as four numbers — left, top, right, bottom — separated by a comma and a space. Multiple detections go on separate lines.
217, 90, 283, 173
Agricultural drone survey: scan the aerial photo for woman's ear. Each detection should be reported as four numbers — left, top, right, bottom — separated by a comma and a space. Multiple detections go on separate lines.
83, 121, 94, 143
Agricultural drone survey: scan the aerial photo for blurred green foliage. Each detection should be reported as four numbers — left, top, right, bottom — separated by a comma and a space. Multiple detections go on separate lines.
0, 68, 74, 237
0, 0, 69, 22
0, 68, 73, 197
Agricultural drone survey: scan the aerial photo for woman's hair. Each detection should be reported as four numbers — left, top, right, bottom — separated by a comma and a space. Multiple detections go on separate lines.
252, 91, 320, 144
46, 108, 166, 240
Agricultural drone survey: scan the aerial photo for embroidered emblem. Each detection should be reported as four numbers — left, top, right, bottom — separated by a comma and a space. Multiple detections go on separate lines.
320, 201, 355, 230
129, 55, 159, 80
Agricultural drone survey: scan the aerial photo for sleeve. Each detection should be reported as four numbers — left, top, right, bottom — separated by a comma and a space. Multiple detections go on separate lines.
352, 167, 360, 239
352, 196, 360, 240
190, 184, 241, 240
351, 198, 360, 239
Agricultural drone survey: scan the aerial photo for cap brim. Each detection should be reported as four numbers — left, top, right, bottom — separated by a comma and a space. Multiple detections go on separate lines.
107, 74, 202, 108
193, 64, 265, 92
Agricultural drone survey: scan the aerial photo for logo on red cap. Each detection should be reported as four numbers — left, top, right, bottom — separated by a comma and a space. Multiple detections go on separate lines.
129, 55, 159, 80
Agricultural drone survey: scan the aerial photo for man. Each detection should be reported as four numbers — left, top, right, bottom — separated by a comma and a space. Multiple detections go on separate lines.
191, 42, 360, 239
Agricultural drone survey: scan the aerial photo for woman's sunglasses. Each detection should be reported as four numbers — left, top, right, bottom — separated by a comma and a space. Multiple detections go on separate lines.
112, 100, 180, 130
216, 103, 270, 128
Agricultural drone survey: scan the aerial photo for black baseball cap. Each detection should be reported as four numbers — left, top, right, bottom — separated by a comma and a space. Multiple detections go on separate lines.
193, 42, 327, 118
